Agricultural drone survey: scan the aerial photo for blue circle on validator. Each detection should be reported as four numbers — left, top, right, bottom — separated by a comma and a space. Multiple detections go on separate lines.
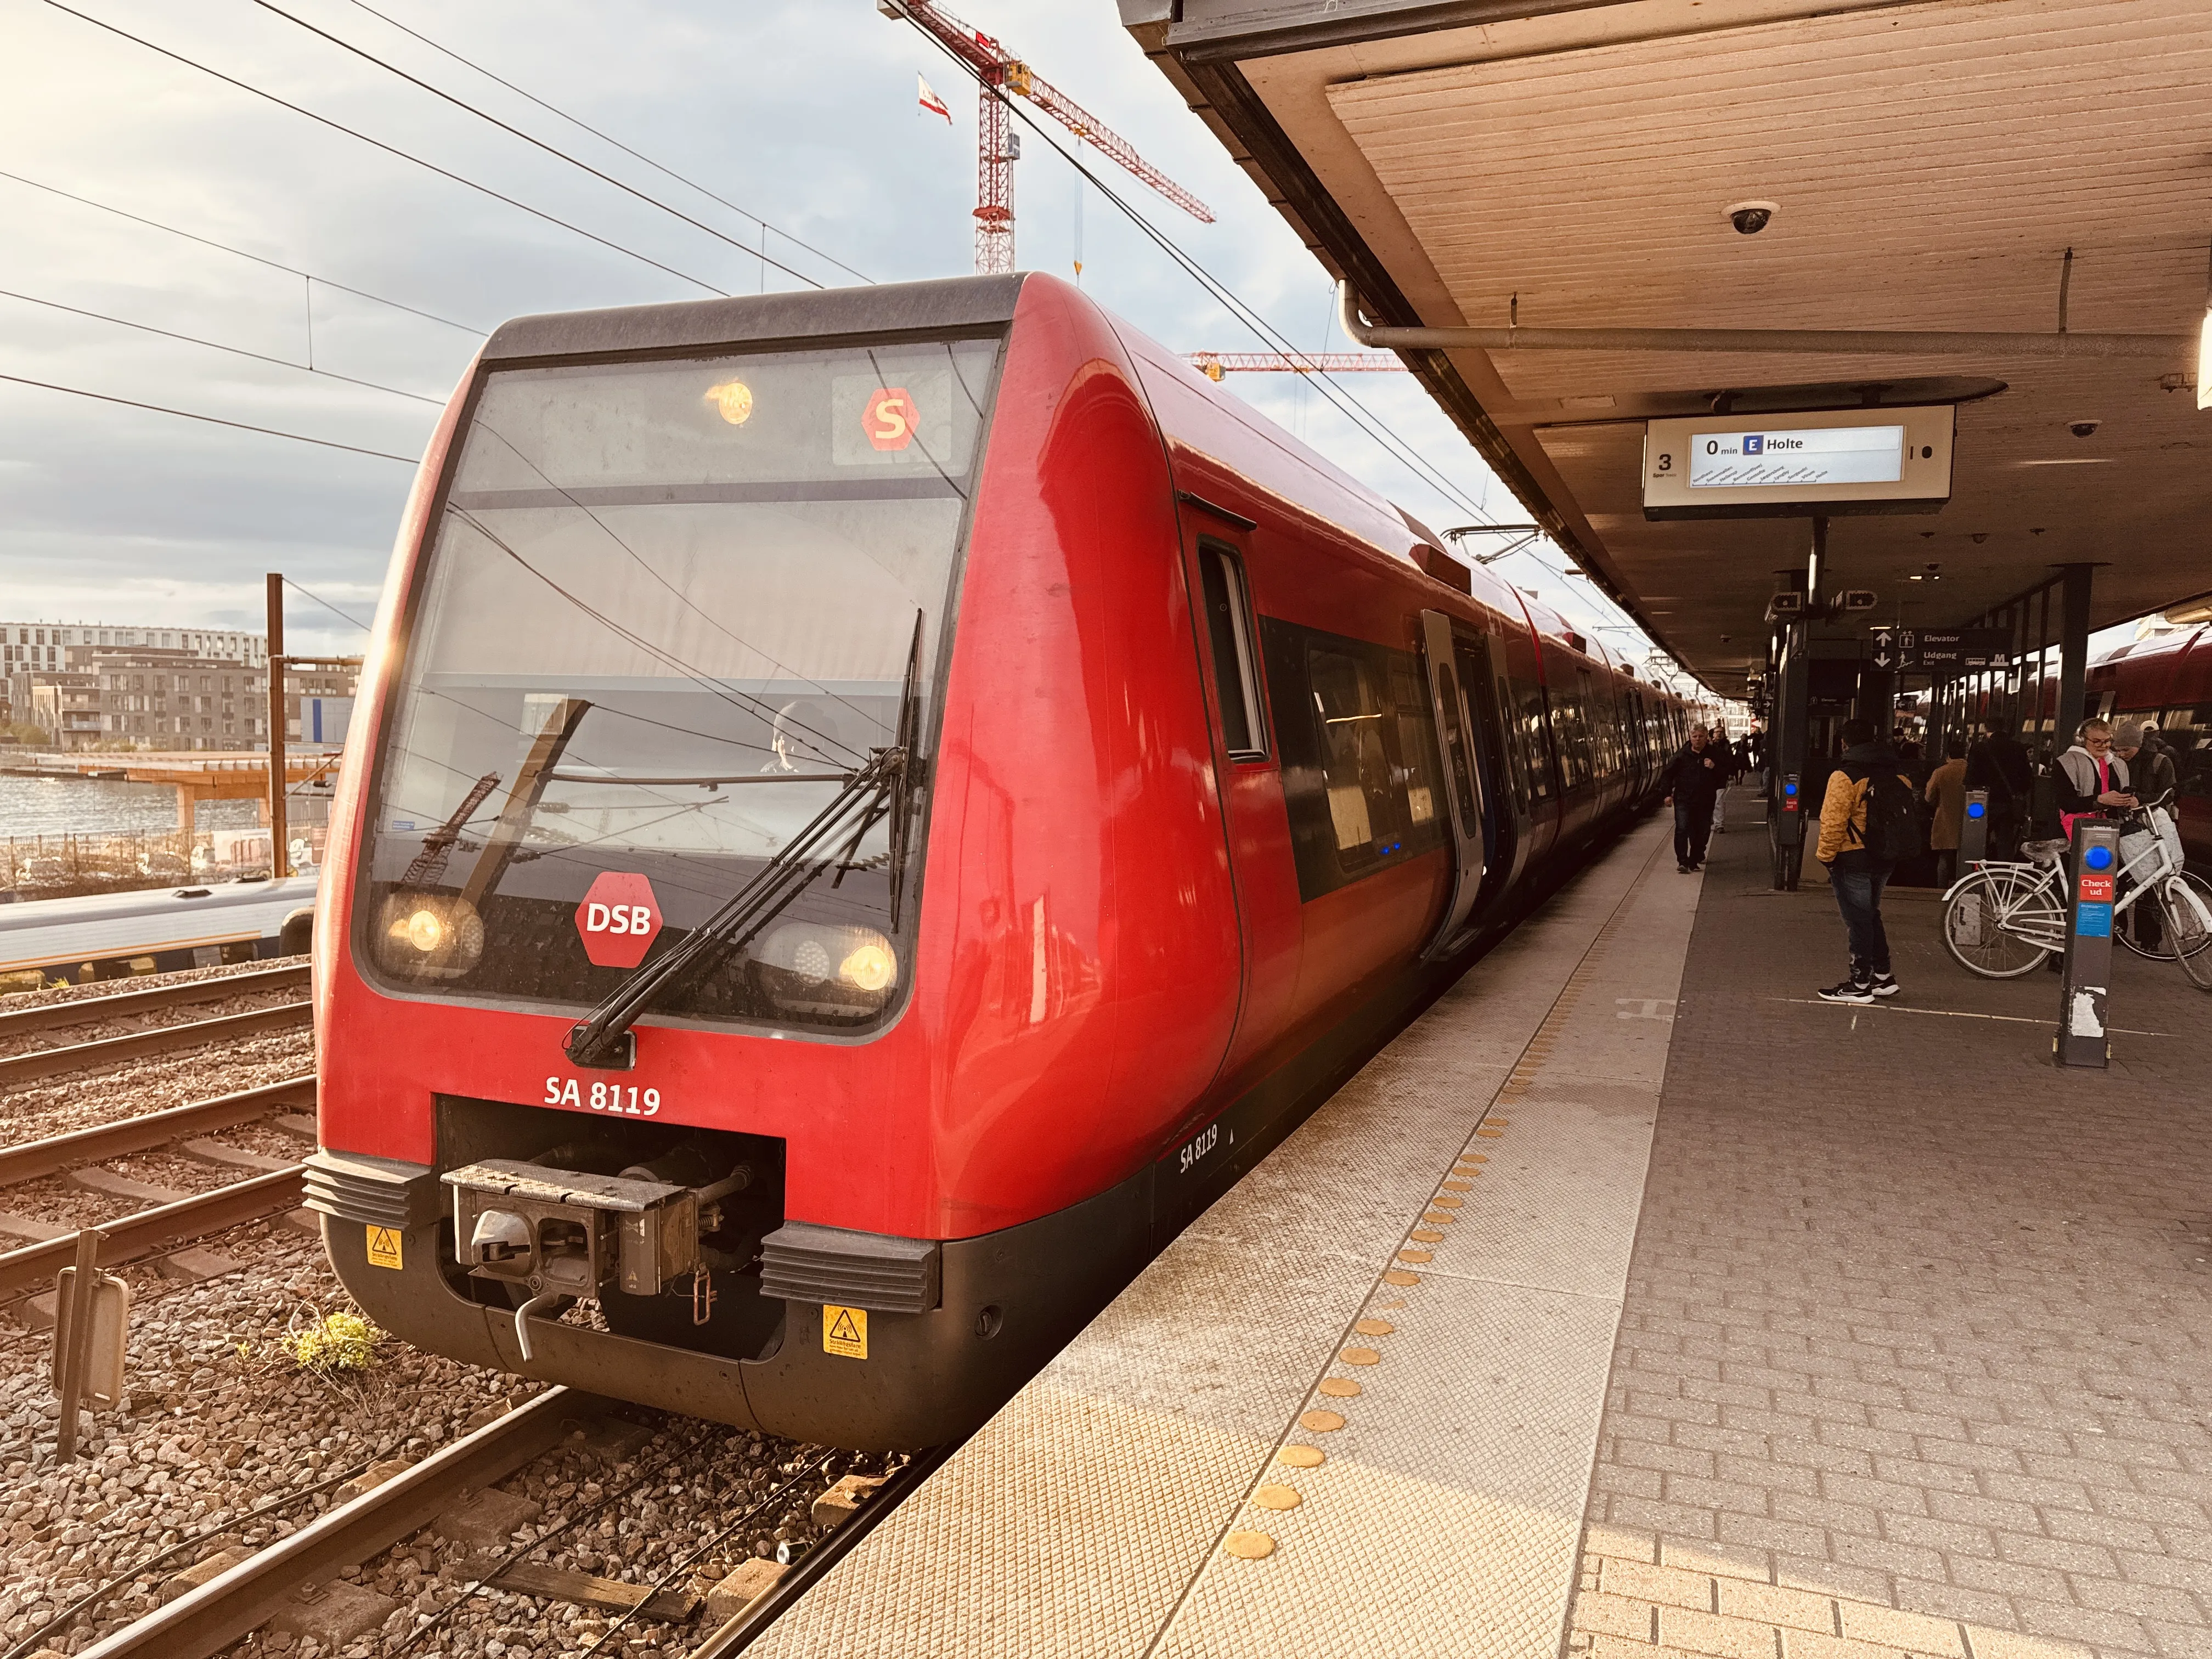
2084, 844, 2114, 871
1966, 801, 1985, 818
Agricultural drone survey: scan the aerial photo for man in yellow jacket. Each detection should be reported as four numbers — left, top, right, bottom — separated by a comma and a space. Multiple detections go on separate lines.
1814, 718, 1906, 1005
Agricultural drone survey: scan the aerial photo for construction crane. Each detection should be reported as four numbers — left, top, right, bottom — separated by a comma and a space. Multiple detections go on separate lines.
1188, 352, 1407, 380
880, 0, 1215, 274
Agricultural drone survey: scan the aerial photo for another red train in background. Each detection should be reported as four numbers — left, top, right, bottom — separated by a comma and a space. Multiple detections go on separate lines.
304, 273, 1692, 1449
2089, 627, 2212, 870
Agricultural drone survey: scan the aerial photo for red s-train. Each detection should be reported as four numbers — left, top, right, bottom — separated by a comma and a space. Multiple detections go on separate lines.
307, 273, 1692, 1449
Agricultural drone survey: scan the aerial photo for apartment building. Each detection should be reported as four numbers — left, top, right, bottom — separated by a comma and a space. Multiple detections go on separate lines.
4, 623, 357, 752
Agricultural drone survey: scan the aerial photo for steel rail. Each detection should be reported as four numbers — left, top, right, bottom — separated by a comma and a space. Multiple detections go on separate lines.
76, 1386, 609, 1659
0, 1165, 306, 1298
687, 1444, 952, 1656
0, 962, 308, 1039
0, 1076, 315, 1187
0, 1001, 311, 1087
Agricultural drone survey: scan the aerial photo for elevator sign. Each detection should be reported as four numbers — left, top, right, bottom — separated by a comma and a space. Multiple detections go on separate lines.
1641, 404, 1955, 520
576, 872, 662, 968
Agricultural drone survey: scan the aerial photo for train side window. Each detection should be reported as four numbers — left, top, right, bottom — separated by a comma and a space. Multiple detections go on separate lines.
1511, 676, 1556, 802
1197, 541, 1266, 760
1307, 647, 1399, 867
1388, 659, 1443, 834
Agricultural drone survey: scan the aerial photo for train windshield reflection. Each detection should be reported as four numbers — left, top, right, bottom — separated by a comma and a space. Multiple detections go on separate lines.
358, 336, 1001, 1034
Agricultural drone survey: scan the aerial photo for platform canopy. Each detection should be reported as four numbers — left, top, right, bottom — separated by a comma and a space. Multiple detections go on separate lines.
1121, 0, 2212, 694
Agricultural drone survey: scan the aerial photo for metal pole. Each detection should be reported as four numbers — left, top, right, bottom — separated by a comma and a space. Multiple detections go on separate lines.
2056, 819, 2120, 1068
2037, 582, 2053, 754
265, 573, 287, 881
2055, 564, 2095, 741
53, 1227, 100, 1460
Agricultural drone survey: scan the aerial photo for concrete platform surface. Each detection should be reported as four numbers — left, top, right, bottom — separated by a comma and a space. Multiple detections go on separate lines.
759, 816, 1697, 1658
1569, 798, 2212, 1659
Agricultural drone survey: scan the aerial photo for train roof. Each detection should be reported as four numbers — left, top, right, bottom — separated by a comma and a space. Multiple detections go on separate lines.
482, 274, 1026, 366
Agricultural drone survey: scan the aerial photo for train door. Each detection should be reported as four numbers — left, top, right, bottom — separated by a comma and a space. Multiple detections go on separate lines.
1417, 610, 1484, 959
1454, 629, 1528, 902
1177, 516, 1303, 1090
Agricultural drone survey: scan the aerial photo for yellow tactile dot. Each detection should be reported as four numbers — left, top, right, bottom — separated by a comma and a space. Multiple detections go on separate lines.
1382, 1269, 1420, 1287
1340, 1346, 1380, 1366
1279, 1444, 1324, 1469
1224, 1531, 1275, 1559
1430, 1194, 1464, 1209
1421, 1212, 1455, 1226
1460, 1153, 1489, 1164
1441, 1177, 1475, 1190
1397, 1248, 1432, 1263
1252, 1485, 1302, 1511
1354, 1318, 1395, 1336
1475, 1127, 1505, 1138
1410, 1228, 1444, 1243
1318, 1377, 1361, 1398
1300, 1409, 1345, 1432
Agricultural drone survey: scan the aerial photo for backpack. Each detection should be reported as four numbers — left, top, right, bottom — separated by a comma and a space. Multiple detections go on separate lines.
1854, 769, 1923, 863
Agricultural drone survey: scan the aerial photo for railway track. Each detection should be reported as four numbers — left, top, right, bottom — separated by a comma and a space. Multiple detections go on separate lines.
0, 962, 308, 1040
22, 1383, 926, 1659
0, 1075, 317, 1301
0, 998, 312, 1090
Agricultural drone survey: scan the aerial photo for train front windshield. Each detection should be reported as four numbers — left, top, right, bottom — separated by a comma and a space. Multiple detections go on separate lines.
360, 336, 1000, 1034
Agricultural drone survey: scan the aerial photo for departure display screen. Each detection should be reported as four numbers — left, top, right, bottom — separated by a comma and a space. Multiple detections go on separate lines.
1687, 425, 1904, 489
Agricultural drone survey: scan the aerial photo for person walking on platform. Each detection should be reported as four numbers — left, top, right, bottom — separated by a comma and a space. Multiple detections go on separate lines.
1925, 737, 1968, 886
1662, 724, 1725, 873
1708, 725, 1735, 833
1814, 718, 1918, 1004
1965, 724, 2034, 859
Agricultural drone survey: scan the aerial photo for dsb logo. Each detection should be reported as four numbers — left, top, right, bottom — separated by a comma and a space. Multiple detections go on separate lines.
575, 872, 661, 968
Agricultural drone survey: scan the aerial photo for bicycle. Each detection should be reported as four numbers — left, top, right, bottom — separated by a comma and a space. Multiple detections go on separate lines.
1941, 808, 2212, 988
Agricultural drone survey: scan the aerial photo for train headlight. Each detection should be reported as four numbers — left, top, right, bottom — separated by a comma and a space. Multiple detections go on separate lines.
840, 939, 897, 992
375, 891, 485, 980
753, 923, 899, 1020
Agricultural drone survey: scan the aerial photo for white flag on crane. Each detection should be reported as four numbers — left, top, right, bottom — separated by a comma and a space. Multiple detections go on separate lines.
918, 74, 952, 123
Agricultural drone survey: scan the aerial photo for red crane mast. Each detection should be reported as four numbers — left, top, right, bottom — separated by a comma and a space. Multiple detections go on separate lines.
881, 0, 1214, 274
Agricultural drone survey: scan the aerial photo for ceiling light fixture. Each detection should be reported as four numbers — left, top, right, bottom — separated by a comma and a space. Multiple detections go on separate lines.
2197, 240, 2211, 411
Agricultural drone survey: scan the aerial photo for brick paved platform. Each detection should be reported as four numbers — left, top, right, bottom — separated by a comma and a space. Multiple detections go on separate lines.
1571, 789, 2212, 1659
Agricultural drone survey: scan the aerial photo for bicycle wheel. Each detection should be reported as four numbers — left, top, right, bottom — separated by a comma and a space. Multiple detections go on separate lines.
2173, 872, 2212, 958
2159, 877, 2212, 990
2115, 885, 2174, 959
1943, 867, 2060, 979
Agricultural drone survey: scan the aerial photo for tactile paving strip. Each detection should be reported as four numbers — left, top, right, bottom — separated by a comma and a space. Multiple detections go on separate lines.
754, 821, 1700, 1659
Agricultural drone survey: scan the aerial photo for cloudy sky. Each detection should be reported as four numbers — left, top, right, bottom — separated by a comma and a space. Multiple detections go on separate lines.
0, 0, 1667, 664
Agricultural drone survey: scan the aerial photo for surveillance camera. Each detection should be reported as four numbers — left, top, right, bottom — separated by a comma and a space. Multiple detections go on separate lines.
2067, 419, 2101, 438
1725, 200, 1778, 235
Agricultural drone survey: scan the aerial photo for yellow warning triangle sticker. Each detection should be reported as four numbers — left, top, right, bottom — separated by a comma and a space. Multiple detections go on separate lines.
822, 1304, 867, 1359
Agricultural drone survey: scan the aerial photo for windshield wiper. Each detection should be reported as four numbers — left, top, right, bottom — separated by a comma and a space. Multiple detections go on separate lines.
459, 698, 590, 910
561, 617, 927, 1070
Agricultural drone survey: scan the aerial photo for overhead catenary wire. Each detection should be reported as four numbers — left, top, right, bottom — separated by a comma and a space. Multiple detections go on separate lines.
0, 287, 447, 405
0, 372, 417, 464
0, 169, 488, 336
37, 0, 731, 298
909, 35, 1696, 675
335, 0, 873, 286
902, 26, 1495, 527
246, 0, 836, 291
